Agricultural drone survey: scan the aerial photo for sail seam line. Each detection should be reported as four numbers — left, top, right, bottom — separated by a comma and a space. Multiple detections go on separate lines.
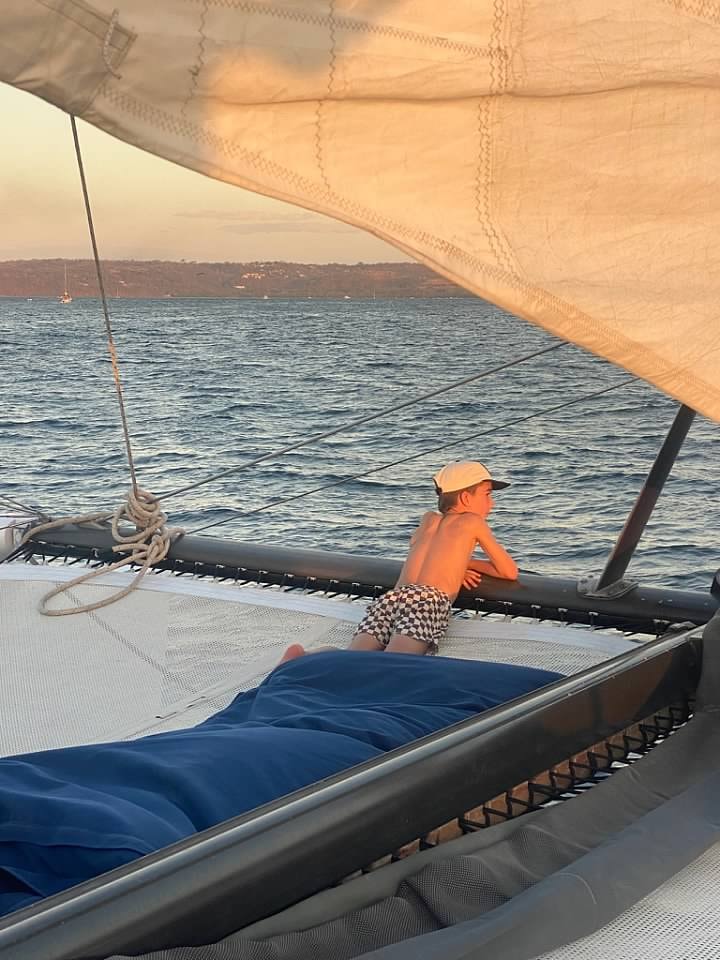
36, 0, 129, 47
314, 0, 336, 195
660, 0, 720, 24
99, 86, 532, 296
475, 0, 519, 281
183, 0, 210, 119
189, 0, 496, 57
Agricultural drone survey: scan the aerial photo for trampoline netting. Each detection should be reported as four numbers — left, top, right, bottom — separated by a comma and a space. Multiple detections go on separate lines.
0, 563, 635, 756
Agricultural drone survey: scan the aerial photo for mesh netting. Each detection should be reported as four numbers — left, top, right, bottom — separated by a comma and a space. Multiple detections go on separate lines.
537, 841, 720, 960
106, 826, 720, 960
0, 566, 633, 754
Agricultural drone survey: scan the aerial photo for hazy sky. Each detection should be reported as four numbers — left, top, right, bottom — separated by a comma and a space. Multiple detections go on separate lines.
1, 82, 406, 264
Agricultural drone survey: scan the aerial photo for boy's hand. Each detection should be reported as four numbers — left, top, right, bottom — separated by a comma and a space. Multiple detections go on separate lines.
462, 569, 483, 589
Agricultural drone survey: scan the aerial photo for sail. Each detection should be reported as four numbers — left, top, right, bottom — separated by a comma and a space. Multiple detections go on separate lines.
2, 1, 719, 420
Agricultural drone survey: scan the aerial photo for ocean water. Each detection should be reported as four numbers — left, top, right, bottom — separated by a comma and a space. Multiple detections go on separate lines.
1, 297, 718, 591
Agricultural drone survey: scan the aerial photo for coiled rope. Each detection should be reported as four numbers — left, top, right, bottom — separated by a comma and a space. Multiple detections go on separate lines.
21, 488, 182, 616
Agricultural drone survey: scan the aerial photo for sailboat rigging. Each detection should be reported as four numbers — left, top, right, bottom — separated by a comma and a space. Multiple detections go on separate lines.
0, 2, 719, 959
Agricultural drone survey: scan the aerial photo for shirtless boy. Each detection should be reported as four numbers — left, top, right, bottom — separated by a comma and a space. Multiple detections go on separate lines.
279, 461, 518, 663
347, 461, 518, 656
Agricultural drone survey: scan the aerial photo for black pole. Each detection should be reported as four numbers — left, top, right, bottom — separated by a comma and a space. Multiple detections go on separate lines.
596, 404, 696, 590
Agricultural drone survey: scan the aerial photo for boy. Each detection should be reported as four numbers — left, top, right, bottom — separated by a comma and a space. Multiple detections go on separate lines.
349, 460, 518, 656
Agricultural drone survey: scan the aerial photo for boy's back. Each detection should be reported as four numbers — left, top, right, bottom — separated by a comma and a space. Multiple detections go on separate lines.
397, 510, 482, 601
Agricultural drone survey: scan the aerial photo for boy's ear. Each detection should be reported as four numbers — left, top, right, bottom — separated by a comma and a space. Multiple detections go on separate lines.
458, 489, 470, 507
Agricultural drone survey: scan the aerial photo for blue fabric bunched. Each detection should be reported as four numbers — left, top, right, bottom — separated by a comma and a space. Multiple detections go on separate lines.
0, 651, 561, 916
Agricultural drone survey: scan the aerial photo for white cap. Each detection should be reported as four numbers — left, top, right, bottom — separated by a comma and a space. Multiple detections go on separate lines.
433, 461, 510, 494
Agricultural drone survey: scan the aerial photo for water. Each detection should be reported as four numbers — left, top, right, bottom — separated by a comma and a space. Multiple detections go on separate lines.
1, 297, 718, 591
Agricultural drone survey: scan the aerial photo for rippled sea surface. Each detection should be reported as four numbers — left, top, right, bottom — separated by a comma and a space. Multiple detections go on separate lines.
2, 297, 718, 591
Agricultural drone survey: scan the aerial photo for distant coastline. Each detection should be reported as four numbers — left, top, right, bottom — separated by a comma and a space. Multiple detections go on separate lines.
0, 259, 472, 300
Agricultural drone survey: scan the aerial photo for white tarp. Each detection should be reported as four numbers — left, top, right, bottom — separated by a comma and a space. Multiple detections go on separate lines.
1, 1, 719, 419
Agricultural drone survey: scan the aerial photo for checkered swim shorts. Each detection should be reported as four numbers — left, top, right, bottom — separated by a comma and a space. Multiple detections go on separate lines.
355, 583, 452, 654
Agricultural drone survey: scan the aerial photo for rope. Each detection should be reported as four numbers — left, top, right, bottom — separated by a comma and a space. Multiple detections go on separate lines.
159, 341, 566, 501
26, 119, 170, 615
71, 115, 139, 496
21, 488, 183, 616
187, 378, 630, 535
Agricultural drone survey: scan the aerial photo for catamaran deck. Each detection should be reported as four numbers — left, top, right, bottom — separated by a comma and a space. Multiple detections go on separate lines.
0, 560, 640, 756
1, 558, 716, 960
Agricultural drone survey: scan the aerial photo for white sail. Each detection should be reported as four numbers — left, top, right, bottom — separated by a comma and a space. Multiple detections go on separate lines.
2, 1, 719, 419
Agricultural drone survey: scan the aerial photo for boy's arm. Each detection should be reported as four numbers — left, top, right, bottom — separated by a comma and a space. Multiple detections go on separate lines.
469, 519, 519, 580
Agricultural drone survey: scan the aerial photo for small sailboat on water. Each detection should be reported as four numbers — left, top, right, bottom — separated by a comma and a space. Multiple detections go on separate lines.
0, 3, 719, 959
58, 264, 72, 304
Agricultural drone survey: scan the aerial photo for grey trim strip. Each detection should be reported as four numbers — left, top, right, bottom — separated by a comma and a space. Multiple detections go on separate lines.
364, 763, 720, 960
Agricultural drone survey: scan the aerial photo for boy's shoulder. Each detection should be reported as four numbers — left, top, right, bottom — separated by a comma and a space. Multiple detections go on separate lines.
417, 510, 442, 529
432, 510, 483, 532
445, 509, 489, 530
438, 508, 481, 521
410, 511, 441, 543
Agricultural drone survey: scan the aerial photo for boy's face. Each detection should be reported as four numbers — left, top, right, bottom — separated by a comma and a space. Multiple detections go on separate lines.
464, 481, 494, 518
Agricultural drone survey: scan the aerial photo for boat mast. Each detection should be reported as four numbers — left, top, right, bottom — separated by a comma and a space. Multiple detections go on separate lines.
595, 403, 696, 591
59, 264, 72, 303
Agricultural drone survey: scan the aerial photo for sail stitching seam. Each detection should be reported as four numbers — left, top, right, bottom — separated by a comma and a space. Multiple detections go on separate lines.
191, 0, 495, 57
101, 88, 528, 296
314, 0, 336, 194
101, 9, 123, 79
477, 101, 516, 279
183, 0, 211, 119
476, 0, 518, 281
660, 0, 720, 23
97, 88, 720, 410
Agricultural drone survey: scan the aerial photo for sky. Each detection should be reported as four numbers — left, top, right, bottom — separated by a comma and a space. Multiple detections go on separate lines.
0, 82, 407, 264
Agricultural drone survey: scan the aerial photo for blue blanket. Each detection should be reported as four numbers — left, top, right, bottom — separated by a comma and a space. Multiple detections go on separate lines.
0, 651, 562, 916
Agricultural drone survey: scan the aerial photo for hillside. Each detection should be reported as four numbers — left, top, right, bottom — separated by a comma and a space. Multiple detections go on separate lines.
0, 260, 472, 300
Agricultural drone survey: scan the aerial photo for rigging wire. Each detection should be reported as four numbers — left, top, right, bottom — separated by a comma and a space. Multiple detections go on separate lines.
70, 115, 139, 495
160, 341, 566, 502
187, 377, 631, 535
17, 120, 179, 609
0, 494, 49, 518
